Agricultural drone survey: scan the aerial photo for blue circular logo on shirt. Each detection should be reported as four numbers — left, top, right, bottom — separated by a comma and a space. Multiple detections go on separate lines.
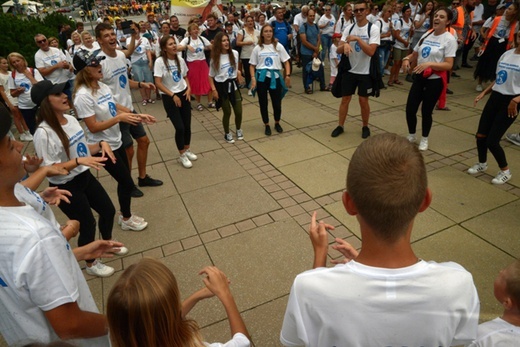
265, 57, 273, 67
172, 70, 181, 82
119, 75, 127, 88
355, 42, 361, 52
421, 46, 431, 58
496, 70, 507, 85
108, 102, 117, 117
195, 47, 202, 53
136, 46, 142, 53
497, 29, 506, 37
329, 21, 334, 27
76, 143, 88, 157
228, 67, 234, 76
424, 22, 430, 29
20, 82, 30, 91
50, 60, 58, 66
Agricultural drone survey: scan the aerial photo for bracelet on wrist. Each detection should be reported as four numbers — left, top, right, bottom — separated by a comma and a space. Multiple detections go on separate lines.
75, 158, 79, 166
138, 82, 142, 88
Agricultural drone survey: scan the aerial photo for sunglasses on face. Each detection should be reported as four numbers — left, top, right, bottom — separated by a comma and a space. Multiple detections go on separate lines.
353, 8, 366, 13
37, 38, 47, 44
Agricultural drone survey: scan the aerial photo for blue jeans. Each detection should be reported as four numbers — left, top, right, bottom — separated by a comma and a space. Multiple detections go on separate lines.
377, 42, 392, 75
320, 34, 332, 62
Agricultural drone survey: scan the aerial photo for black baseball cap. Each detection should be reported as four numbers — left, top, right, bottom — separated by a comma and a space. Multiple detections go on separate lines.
73, 48, 106, 72
31, 80, 70, 106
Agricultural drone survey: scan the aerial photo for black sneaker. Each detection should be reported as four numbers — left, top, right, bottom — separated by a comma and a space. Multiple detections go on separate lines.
131, 185, 144, 198
331, 126, 344, 138
405, 74, 413, 83
446, 89, 454, 95
451, 72, 461, 78
461, 63, 473, 68
138, 175, 163, 187
361, 126, 370, 139
265, 125, 272, 136
275, 123, 283, 133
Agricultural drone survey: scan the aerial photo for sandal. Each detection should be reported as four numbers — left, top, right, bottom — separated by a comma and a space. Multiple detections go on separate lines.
387, 81, 394, 86
148, 99, 155, 104
394, 80, 403, 85
142, 100, 147, 106
305, 88, 313, 94
196, 103, 204, 111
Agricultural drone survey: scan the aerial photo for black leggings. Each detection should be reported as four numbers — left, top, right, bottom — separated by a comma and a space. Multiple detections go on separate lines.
242, 58, 252, 87
19, 107, 37, 134
405, 75, 444, 137
476, 91, 520, 169
257, 77, 282, 125
162, 90, 192, 151
94, 145, 133, 218
51, 170, 115, 263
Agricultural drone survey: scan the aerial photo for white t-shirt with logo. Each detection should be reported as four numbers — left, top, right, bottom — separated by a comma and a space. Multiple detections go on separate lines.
14, 183, 58, 229
0, 72, 17, 106
414, 13, 431, 34
154, 56, 188, 94
415, 31, 457, 79
318, 15, 336, 36
34, 47, 70, 84
375, 19, 392, 42
209, 50, 240, 82
393, 18, 413, 50
74, 82, 122, 150
280, 260, 479, 347
7, 69, 44, 109
0, 205, 109, 347
341, 22, 380, 75
492, 49, 520, 95
493, 16, 519, 39
467, 317, 520, 347
179, 36, 211, 62
33, 115, 90, 185
126, 35, 151, 63
249, 43, 290, 78
98, 50, 133, 111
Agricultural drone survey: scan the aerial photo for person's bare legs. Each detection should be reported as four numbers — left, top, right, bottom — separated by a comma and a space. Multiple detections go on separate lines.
338, 95, 352, 126
136, 135, 150, 179
359, 96, 370, 127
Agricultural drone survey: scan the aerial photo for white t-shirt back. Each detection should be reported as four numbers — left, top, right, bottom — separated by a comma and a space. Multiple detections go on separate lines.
415, 31, 457, 79
341, 22, 380, 75
154, 56, 189, 94
209, 50, 240, 82
98, 50, 133, 111
414, 13, 431, 34
280, 260, 479, 347
467, 317, 520, 347
34, 47, 70, 84
7, 68, 44, 109
74, 82, 122, 150
492, 49, 520, 95
34, 115, 90, 185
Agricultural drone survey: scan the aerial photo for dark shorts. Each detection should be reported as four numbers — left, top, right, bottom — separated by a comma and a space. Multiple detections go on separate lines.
120, 111, 147, 148
341, 72, 373, 97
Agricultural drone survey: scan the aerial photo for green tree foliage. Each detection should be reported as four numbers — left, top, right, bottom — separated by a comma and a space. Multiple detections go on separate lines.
0, 12, 75, 67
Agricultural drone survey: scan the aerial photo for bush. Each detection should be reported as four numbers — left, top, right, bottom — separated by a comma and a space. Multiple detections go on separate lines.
0, 12, 75, 67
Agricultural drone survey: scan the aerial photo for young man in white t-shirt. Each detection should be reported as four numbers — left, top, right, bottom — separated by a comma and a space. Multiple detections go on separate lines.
467, 259, 520, 346
280, 133, 479, 347
95, 23, 163, 198
331, 0, 380, 139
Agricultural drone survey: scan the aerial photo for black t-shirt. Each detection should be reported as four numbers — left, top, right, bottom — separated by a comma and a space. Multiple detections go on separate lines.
170, 27, 187, 43
201, 27, 223, 42
483, 4, 498, 20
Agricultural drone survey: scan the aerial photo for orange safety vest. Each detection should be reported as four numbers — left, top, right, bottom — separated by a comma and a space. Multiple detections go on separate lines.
479, 16, 518, 55
452, 6, 474, 43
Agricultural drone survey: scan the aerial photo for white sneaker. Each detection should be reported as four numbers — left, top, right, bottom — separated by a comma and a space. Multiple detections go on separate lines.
407, 134, 416, 143
117, 212, 144, 226
179, 153, 193, 168
247, 89, 253, 96
506, 133, 520, 146
20, 132, 33, 142
110, 238, 129, 255
120, 214, 148, 231
491, 171, 512, 185
236, 129, 244, 140
86, 260, 115, 277
225, 133, 235, 143
476, 84, 483, 92
418, 137, 428, 151
185, 149, 198, 161
384, 69, 391, 76
467, 163, 488, 174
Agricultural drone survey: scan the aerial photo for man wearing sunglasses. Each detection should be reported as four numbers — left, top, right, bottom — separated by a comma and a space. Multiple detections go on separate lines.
331, 0, 379, 140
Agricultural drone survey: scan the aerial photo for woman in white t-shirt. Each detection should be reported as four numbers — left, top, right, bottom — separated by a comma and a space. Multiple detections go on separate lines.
68, 31, 83, 57
0, 56, 32, 141
179, 23, 213, 111
236, 15, 260, 95
412, 0, 434, 49
250, 25, 291, 136
107, 258, 251, 347
80, 31, 101, 53
72, 49, 151, 233
389, 5, 413, 86
375, 5, 394, 79
31, 80, 126, 278
155, 36, 198, 169
209, 32, 245, 144
7, 52, 44, 134
469, 35, 520, 185
318, 5, 336, 64
402, 7, 457, 151
126, 22, 155, 106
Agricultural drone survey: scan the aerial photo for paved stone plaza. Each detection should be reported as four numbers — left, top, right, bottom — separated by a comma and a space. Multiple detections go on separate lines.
16, 66, 519, 346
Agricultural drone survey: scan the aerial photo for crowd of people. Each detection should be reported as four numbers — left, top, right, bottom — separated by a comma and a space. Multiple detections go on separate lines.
0, 0, 519, 346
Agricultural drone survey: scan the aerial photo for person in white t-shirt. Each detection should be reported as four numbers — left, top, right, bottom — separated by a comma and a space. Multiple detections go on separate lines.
318, 5, 336, 63
331, 0, 380, 140
402, 7, 457, 151
389, 5, 414, 86
469, 37, 520, 185
280, 133, 479, 347
107, 258, 250, 347
209, 32, 245, 144
0, 107, 124, 347
155, 36, 199, 169
412, 0, 435, 49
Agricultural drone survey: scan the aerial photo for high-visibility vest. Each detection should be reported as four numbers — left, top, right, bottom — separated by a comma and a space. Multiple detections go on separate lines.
452, 6, 474, 42
479, 16, 518, 55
